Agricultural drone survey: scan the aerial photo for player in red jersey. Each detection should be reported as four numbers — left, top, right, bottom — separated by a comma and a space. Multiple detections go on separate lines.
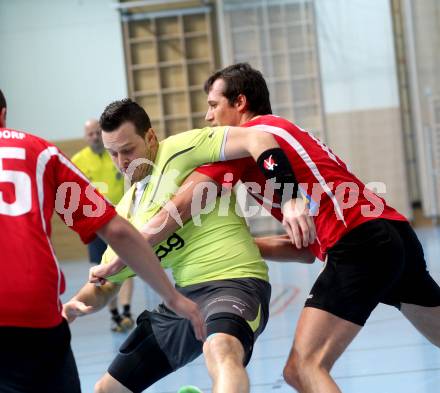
0, 89, 204, 393
139, 64, 440, 392
202, 63, 440, 392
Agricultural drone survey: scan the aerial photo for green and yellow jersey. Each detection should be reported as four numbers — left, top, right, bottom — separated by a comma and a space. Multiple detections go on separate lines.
72, 146, 124, 204
101, 126, 268, 286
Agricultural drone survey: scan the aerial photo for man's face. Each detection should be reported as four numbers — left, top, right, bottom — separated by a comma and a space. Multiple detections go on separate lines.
102, 121, 155, 183
84, 121, 104, 153
205, 79, 242, 126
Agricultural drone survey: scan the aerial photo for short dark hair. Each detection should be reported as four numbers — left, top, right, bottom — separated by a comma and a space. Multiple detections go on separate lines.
99, 98, 151, 138
204, 63, 272, 115
0, 89, 6, 110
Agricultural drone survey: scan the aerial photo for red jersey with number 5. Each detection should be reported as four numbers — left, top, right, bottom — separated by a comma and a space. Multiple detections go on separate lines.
0, 128, 117, 328
196, 115, 406, 260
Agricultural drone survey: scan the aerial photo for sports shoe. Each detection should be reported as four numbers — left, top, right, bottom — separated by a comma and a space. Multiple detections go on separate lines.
177, 386, 203, 393
110, 315, 125, 333
120, 313, 134, 330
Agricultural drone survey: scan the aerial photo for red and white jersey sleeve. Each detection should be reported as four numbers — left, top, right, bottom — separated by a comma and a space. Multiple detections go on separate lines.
195, 158, 285, 220
241, 115, 407, 259
0, 129, 117, 328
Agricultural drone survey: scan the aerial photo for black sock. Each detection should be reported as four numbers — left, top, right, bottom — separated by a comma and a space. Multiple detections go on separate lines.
110, 308, 121, 322
122, 304, 131, 317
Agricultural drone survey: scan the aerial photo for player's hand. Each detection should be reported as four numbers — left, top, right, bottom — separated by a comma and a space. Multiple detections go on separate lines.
282, 197, 316, 248
62, 300, 94, 323
89, 265, 108, 285
89, 258, 125, 285
165, 293, 207, 342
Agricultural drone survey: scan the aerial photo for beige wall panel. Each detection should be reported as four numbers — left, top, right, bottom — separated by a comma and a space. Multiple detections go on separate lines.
55, 138, 86, 158
161, 65, 185, 88
190, 90, 207, 113
119, 0, 207, 14
183, 13, 207, 33
163, 92, 188, 116
187, 62, 211, 86
151, 121, 166, 141
157, 39, 182, 62
51, 215, 88, 261
326, 107, 411, 218
133, 68, 159, 91
156, 16, 180, 35
128, 19, 155, 39
185, 36, 209, 60
50, 138, 88, 261
192, 115, 207, 129
123, 7, 216, 136
131, 42, 157, 65
166, 118, 191, 135
137, 95, 161, 119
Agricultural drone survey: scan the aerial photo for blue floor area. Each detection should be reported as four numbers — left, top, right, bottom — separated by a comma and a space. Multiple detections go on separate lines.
61, 226, 440, 392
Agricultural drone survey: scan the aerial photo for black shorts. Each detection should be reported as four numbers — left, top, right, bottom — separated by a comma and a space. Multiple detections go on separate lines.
305, 219, 440, 326
108, 277, 271, 393
87, 236, 107, 264
0, 319, 81, 393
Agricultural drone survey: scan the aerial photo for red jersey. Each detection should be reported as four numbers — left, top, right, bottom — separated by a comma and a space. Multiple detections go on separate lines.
196, 115, 406, 260
0, 129, 117, 328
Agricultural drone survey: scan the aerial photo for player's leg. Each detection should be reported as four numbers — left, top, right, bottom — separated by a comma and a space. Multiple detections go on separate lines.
203, 322, 250, 393
97, 308, 201, 393
96, 310, 174, 392
401, 304, 440, 346
0, 320, 81, 393
284, 219, 406, 393
198, 278, 271, 393
88, 237, 124, 331
119, 278, 134, 330
95, 373, 132, 393
108, 296, 124, 332
385, 221, 440, 347
284, 308, 360, 393
45, 343, 81, 393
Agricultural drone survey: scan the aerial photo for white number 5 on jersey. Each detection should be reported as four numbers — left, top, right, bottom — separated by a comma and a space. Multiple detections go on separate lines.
0, 147, 32, 216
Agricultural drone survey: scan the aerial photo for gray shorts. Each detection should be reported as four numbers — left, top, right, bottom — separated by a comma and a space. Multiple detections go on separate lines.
153, 277, 271, 369
108, 277, 271, 392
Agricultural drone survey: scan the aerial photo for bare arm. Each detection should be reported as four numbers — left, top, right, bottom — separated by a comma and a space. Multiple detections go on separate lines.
95, 214, 206, 340
140, 171, 221, 244
97, 215, 180, 304
255, 235, 315, 263
223, 126, 280, 161
224, 127, 316, 249
62, 281, 121, 323
90, 171, 220, 280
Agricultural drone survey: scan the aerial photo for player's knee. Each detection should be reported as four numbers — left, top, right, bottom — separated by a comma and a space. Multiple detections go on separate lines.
204, 333, 244, 365
94, 379, 106, 393
283, 351, 303, 389
283, 349, 323, 389
283, 364, 301, 390
205, 313, 255, 366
